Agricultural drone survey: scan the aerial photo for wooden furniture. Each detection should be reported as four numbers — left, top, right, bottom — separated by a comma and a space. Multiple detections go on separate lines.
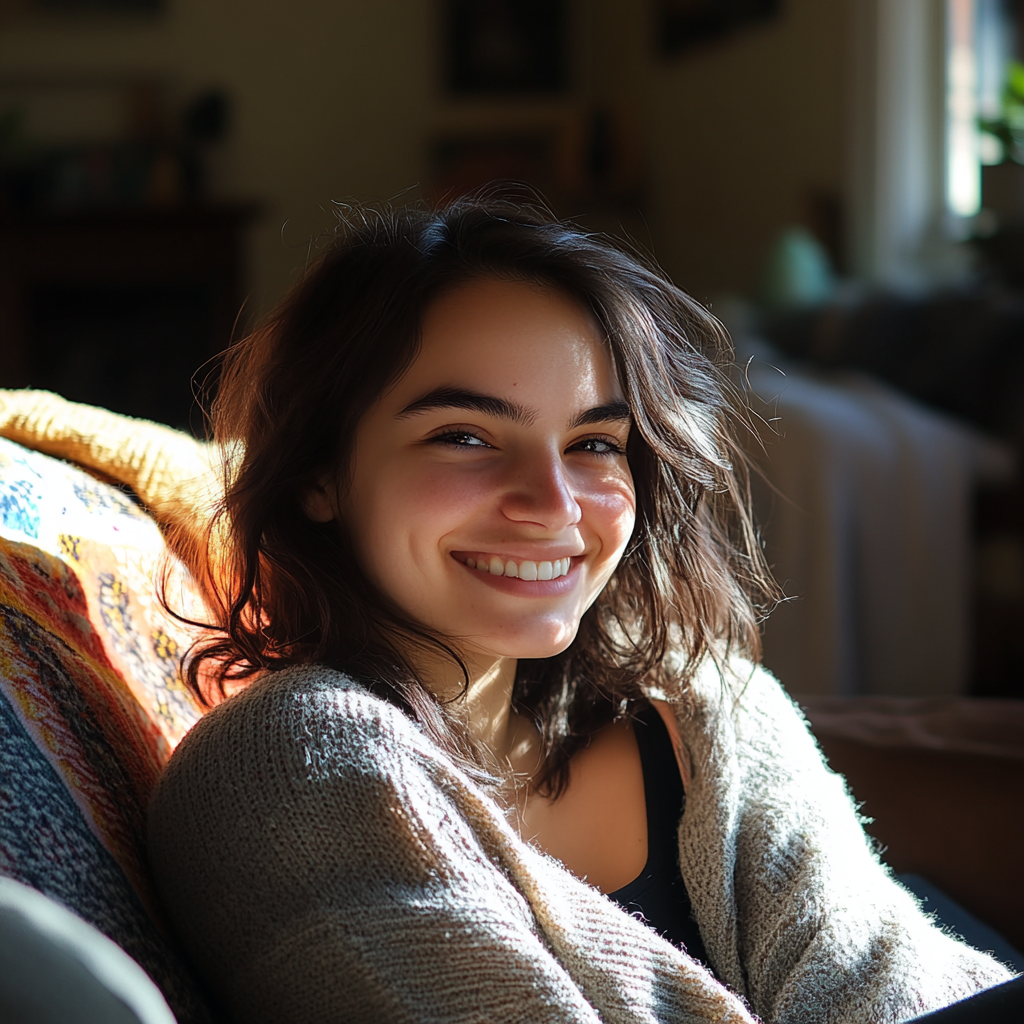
0, 203, 255, 431
803, 695, 1024, 953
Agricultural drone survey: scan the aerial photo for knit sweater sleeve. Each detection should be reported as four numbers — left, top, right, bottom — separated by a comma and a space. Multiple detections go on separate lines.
674, 660, 1015, 1024
148, 666, 758, 1024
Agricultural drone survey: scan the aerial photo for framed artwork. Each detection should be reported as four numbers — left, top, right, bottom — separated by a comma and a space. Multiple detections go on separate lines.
444, 0, 567, 96
429, 107, 643, 208
431, 130, 564, 200
658, 0, 781, 56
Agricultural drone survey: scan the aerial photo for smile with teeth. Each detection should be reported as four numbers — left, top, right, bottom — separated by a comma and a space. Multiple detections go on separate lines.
462, 554, 572, 580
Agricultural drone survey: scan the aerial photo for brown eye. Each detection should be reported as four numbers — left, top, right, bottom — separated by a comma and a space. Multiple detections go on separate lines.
429, 431, 491, 449
570, 437, 626, 456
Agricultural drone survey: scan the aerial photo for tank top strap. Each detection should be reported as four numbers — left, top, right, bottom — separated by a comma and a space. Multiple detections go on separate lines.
607, 702, 709, 965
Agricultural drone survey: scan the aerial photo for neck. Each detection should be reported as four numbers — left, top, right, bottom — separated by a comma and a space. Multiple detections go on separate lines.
415, 650, 528, 769
460, 655, 519, 764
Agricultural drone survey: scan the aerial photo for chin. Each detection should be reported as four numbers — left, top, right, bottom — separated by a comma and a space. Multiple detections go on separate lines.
486, 621, 581, 661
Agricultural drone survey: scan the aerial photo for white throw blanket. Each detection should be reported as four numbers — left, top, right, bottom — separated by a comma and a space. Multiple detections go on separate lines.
740, 341, 1013, 697
147, 659, 1011, 1024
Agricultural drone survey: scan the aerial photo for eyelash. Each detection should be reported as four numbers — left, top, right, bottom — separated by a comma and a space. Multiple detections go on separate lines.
429, 430, 490, 449
572, 437, 627, 456
427, 430, 626, 456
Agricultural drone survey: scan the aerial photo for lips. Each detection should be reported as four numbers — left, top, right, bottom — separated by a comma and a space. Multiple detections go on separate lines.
457, 553, 572, 580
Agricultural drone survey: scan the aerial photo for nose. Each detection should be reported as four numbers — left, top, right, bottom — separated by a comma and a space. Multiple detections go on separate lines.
501, 448, 582, 531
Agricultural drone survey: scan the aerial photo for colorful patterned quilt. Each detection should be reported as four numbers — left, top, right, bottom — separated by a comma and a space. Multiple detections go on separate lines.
0, 436, 217, 1023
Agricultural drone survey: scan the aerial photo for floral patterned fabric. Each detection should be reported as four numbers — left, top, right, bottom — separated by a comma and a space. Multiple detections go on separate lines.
0, 437, 216, 1023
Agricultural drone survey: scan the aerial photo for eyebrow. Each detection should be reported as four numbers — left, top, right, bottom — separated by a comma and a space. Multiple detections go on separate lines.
397, 387, 534, 425
396, 386, 631, 430
568, 400, 632, 429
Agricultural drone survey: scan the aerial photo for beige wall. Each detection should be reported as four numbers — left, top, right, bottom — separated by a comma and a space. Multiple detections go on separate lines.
0, 0, 436, 317
639, 1, 847, 301
0, 0, 846, 313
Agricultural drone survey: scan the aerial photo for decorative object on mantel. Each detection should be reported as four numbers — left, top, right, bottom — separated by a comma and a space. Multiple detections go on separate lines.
0, 77, 230, 213
444, 0, 567, 96
431, 104, 643, 210
658, 0, 782, 57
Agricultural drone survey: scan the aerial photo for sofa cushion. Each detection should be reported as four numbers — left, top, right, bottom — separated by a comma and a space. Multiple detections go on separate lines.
0, 437, 216, 1023
801, 694, 1024, 955
0, 874, 177, 1024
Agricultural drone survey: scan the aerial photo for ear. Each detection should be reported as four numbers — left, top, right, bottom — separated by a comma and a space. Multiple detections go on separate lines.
301, 483, 337, 523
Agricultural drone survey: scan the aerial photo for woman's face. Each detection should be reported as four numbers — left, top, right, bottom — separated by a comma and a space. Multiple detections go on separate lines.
330, 277, 636, 665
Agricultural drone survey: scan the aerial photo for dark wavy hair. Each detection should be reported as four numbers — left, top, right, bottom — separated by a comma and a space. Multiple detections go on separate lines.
181, 194, 775, 795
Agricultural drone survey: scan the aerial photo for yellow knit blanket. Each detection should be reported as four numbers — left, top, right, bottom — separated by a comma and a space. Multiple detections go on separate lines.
0, 388, 221, 525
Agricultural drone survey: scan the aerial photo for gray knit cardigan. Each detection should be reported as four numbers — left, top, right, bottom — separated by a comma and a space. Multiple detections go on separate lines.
147, 659, 1013, 1024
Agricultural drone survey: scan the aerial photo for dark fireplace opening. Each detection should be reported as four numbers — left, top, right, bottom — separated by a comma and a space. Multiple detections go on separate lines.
27, 284, 215, 435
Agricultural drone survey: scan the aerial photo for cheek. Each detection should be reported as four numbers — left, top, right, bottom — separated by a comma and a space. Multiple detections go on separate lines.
350, 461, 490, 581
581, 471, 637, 559
398, 464, 494, 526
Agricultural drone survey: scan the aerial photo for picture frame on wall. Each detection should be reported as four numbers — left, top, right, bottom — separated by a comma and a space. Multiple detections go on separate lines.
429, 106, 643, 210
444, 0, 567, 96
658, 0, 781, 56
431, 129, 564, 202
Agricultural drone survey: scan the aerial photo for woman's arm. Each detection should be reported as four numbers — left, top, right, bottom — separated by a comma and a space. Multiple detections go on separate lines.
149, 665, 758, 1024
674, 659, 1014, 1023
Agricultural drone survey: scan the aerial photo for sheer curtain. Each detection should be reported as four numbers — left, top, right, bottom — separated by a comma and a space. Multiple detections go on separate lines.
847, 0, 956, 287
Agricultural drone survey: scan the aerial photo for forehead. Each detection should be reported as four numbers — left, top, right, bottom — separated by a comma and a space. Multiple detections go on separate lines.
397, 277, 617, 401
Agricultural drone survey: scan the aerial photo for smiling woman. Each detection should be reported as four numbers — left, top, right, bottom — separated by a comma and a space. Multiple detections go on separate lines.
327, 281, 636, 670
184, 198, 769, 812
2, 196, 1013, 1023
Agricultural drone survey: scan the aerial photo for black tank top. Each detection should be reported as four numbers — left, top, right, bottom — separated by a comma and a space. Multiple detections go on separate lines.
607, 702, 709, 965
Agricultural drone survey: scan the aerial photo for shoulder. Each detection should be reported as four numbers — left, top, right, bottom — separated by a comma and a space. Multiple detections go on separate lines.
148, 665, 450, 870
709, 658, 822, 758
165, 664, 430, 783
662, 654, 819, 766
190, 662, 410, 728
673, 655, 858, 827
147, 664, 482, 918
146, 669, 546, 1023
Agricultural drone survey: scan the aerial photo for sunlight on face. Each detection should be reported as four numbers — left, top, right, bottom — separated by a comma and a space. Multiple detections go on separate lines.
339, 277, 636, 667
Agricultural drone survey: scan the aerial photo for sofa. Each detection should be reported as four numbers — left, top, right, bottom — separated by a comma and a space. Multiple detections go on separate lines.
0, 432, 1020, 1021
0, 435, 217, 1022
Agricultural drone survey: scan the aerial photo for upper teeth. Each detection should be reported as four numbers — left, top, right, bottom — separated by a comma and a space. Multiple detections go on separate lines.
464, 555, 571, 580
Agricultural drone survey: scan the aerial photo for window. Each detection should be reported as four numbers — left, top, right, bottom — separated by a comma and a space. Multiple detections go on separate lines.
947, 0, 1015, 218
